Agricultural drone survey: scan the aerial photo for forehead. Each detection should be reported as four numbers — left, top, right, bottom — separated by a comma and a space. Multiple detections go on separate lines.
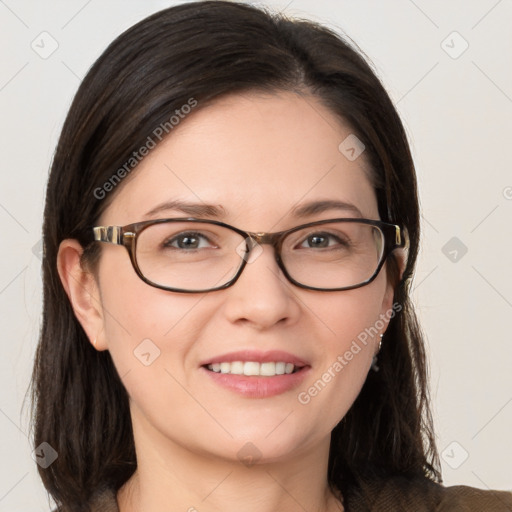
101, 91, 378, 229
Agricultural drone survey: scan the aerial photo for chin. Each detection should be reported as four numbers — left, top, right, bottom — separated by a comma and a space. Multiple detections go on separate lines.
204, 427, 314, 465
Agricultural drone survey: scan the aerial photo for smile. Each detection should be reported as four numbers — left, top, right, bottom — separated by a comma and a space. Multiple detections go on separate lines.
205, 361, 301, 376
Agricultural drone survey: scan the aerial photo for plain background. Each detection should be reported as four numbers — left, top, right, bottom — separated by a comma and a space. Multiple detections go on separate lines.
0, 0, 511, 510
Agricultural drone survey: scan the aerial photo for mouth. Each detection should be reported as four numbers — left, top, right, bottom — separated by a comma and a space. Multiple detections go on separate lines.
199, 350, 311, 398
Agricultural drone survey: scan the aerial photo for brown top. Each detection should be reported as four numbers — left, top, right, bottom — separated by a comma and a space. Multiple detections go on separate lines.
81, 476, 512, 512
346, 475, 512, 511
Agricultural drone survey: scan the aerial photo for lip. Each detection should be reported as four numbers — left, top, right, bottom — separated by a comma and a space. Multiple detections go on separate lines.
200, 365, 311, 398
199, 350, 311, 398
199, 350, 309, 367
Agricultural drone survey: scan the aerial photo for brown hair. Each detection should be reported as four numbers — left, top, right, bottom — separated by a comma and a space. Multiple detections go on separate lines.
29, 1, 441, 510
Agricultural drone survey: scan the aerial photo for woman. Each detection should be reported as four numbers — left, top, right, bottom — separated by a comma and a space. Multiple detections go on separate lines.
30, 1, 512, 511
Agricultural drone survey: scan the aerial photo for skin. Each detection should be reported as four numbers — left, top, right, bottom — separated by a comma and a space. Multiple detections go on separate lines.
58, 91, 404, 512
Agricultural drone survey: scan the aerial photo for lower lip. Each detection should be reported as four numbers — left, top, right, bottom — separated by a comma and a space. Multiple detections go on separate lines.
200, 366, 310, 398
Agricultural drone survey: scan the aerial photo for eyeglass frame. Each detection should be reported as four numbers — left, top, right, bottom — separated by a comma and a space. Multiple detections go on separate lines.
90, 217, 409, 293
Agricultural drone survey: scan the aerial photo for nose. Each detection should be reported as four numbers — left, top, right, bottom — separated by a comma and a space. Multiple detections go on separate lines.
222, 241, 301, 329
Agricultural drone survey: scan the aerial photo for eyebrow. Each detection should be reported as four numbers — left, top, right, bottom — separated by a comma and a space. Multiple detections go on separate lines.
144, 199, 363, 220
144, 200, 227, 219
291, 199, 363, 218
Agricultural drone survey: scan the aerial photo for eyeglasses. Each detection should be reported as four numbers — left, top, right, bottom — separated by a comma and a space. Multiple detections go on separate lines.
91, 217, 409, 293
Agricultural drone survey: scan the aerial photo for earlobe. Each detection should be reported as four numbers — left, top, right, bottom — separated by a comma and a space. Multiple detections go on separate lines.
57, 239, 108, 351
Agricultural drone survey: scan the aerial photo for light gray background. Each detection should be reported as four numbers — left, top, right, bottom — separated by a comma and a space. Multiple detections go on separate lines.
1, 0, 511, 510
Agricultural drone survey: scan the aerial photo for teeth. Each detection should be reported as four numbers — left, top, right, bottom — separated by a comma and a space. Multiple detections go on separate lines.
206, 361, 299, 377
244, 361, 260, 376
260, 362, 275, 376
230, 361, 244, 374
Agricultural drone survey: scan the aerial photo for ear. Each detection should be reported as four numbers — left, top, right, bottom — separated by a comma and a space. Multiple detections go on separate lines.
57, 239, 108, 351
396, 226, 410, 283
379, 248, 407, 338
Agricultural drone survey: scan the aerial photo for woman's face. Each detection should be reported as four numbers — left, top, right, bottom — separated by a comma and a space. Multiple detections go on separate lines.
85, 91, 396, 464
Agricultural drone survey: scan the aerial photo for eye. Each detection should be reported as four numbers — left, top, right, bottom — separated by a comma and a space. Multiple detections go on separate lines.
164, 231, 214, 250
298, 231, 348, 249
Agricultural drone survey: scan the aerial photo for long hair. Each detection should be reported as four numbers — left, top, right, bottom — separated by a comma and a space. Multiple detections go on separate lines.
29, 1, 441, 510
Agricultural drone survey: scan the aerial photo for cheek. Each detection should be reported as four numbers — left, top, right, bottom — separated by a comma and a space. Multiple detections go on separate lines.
97, 260, 215, 447
320, 271, 388, 355
298, 278, 388, 428
97, 251, 207, 387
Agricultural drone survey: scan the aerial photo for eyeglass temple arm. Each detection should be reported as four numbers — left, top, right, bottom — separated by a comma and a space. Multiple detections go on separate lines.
92, 226, 123, 245
395, 225, 409, 249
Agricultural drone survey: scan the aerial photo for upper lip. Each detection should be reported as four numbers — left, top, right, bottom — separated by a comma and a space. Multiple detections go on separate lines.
200, 350, 309, 367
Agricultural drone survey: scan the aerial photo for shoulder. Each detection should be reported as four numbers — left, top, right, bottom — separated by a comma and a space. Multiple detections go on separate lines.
436, 484, 512, 511
346, 474, 512, 511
